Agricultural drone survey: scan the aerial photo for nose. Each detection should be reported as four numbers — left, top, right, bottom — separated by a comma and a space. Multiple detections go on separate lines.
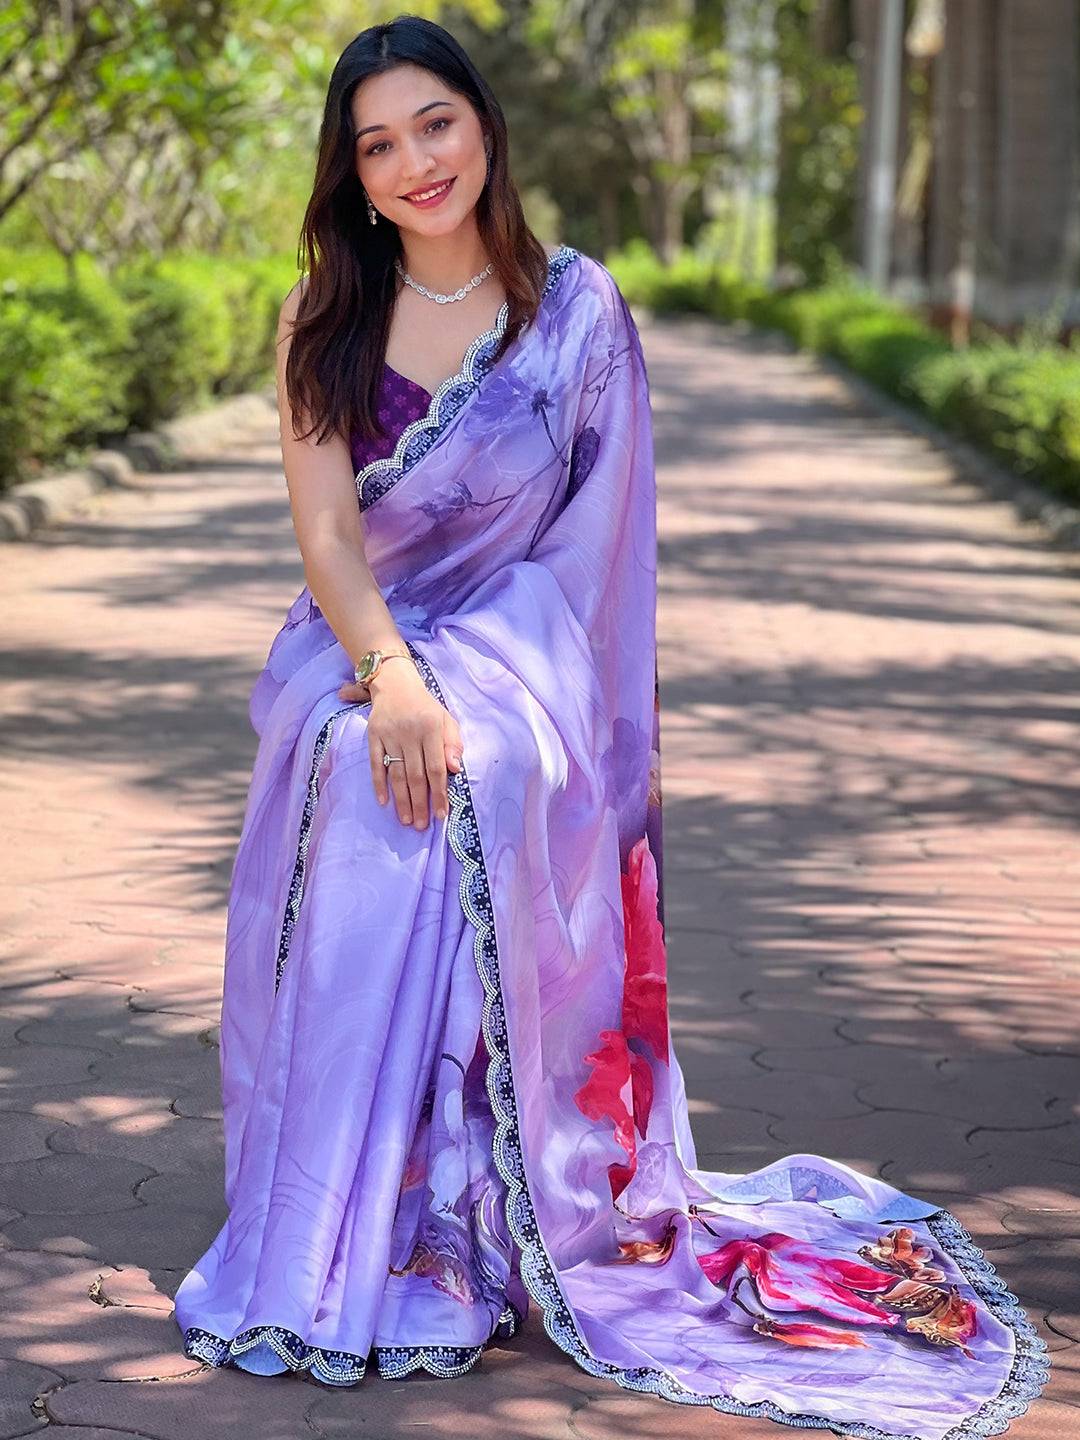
399, 135, 436, 186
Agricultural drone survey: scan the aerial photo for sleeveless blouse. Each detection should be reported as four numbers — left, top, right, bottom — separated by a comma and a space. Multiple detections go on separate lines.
350, 363, 433, 477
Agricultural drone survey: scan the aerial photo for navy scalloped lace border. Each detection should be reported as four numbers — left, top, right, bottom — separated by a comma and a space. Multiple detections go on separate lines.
192, 543, 1050, 1425
185, 698, 521, 1385
355, 244, 581, 512
274, 706, 345, 992
405, 643, 1051, 1437
182, 1303, 521, 1387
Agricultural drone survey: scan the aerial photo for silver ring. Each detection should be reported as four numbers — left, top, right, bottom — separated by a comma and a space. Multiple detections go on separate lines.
382, 753, 404, 767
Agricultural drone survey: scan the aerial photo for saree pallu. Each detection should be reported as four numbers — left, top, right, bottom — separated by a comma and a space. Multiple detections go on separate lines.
173, 245, 1049, 1438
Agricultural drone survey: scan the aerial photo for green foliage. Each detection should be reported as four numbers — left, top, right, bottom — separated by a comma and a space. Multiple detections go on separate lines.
604, 240, 1080, 504
241, 255, 304, 384
514, 0, 728, 261
0, 248, 69, 286
908, 349, 1080, 499
113, 264, 230, 427
0, 301, 102, 486
0, 247, 293, 487
823, 311, 947, 399
774, 0, 861, 284
607, 239, 716, 313
142, 253, 295, 397
4, 271, 136, 443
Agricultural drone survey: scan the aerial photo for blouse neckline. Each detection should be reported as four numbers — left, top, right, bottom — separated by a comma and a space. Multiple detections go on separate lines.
356, 244, 579, 512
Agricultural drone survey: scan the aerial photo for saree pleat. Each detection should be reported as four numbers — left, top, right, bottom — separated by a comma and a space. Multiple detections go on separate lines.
179, 702, 521, 1380
173, 245, 1049, 1437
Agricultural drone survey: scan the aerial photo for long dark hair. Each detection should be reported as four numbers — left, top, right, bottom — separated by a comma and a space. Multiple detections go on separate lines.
284, 14, 550, 453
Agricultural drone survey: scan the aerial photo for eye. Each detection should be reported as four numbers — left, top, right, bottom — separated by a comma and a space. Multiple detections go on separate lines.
364, 116, 451, 157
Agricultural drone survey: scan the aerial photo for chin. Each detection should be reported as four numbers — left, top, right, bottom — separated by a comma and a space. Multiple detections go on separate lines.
400, 205, 461, 227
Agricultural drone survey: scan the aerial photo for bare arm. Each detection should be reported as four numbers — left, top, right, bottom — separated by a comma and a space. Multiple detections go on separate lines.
275, 282, 462, 828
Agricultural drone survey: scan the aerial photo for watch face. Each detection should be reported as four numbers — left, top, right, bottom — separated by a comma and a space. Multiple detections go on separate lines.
355, 650, 379, 682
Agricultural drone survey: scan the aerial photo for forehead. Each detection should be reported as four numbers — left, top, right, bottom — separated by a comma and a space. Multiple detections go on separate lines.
349, 64, 458, 127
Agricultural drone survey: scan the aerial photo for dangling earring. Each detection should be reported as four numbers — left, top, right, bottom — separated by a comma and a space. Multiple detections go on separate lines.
365, 192, 378, 225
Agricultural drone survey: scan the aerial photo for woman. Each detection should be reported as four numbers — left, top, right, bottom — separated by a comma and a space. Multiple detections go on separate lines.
173, 16, 1049, 1438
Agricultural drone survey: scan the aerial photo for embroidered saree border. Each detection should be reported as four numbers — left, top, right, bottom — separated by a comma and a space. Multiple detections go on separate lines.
184, 699, 522, 1383
182, 1303, 522, 1386
355, 243, 582, 512
185, 648, 1050, 1421
403, 651, 1051, 1437
274, 706, 347, 993
187, 245, 1050, 1426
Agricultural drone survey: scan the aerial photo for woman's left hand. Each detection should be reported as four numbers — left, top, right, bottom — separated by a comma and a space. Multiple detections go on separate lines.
336, 666, 464, 828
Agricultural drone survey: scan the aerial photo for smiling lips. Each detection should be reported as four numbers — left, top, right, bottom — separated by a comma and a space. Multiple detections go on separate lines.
401, 176, 456, 207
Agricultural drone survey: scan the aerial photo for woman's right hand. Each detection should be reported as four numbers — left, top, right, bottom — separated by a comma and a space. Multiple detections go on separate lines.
340, 662, 463, 828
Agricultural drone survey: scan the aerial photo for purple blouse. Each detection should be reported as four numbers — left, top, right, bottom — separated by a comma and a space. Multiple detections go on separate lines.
350, 363, 433, 477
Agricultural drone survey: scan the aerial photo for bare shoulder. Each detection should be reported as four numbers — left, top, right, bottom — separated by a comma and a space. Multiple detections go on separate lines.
543, 241, 564, 259
279, 273, 309, 329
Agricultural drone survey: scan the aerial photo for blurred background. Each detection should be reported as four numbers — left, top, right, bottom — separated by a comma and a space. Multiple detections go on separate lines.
2, 0, 1079, 502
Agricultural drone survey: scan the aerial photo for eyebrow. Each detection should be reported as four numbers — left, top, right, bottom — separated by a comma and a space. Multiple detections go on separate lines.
355, 99, 455, 141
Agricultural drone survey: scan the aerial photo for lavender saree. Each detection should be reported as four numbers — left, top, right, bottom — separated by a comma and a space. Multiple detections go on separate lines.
173, 244, 1049, 1437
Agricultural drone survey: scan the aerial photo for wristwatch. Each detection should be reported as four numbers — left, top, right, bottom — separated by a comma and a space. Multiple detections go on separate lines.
353, 647, 411, 685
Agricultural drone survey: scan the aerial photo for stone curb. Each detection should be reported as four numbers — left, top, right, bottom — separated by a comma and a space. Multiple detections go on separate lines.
637, 306, 1080, 552
0, 387, 277, 542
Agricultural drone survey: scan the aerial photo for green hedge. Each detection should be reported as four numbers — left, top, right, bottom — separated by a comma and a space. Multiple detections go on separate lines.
0, 250, 297, 489
10, 240, 1078, 506
0, 301, 102, 478
607, 243, 1080, 504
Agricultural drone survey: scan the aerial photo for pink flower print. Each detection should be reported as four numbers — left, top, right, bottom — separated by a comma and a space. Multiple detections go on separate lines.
752, 1316, 870, 1350
572, 834, 671, 1192
629, 1050, 653, 1137
572, 1028, 637, 1201
695, 1231, 903, 1327
694, 1224, 980, 1358
621, 835, 669, 1065
389, 1239, 475, 1306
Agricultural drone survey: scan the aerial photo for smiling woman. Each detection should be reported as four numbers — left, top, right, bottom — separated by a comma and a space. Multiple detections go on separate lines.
280, 31, 549, 458
349, 65, 513, 399
169, 14, 1049, 1440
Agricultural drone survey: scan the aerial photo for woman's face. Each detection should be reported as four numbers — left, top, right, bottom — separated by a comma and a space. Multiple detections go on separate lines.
351, 63, 488, 237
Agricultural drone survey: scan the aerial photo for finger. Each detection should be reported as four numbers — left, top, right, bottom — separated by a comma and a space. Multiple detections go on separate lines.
386, 753, 413, 826
403, 742, 430, 829
424, 731, 449, 820
338, 680, 371, 703
443, 715, 463, 773
369, 734, 389, 805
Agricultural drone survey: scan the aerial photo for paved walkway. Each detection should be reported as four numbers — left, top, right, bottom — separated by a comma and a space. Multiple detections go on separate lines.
1, 313, 1077, 1438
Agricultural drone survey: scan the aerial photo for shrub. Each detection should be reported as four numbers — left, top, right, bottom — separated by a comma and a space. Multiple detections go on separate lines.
0, 299, 101, 485
10, 272, 136, 443
114, 262, 233, 428
603, 239, 1080, 504
0, 247, 296, 488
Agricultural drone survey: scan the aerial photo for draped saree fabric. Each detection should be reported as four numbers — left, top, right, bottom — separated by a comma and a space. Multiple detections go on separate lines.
172, 245, 1049, 1437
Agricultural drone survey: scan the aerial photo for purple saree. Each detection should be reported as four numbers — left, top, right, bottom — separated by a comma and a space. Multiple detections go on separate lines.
173, 244, 1049, 1437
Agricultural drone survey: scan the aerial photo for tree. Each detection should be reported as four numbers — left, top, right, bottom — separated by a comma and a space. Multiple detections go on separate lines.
524, 0, 728, 262
773, 0, 861, 285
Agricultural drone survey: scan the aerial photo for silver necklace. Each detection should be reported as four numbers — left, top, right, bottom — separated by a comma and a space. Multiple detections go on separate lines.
394, 258, 494, 305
